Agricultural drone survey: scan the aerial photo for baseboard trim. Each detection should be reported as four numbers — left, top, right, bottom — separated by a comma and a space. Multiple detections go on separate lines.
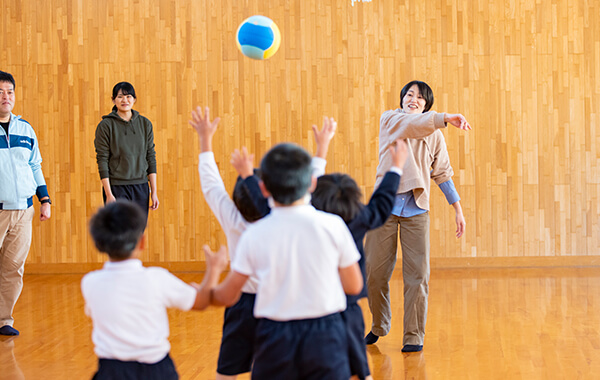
430, 256, 600, 269
24, 256, 600, 274
25, 261, 207, 274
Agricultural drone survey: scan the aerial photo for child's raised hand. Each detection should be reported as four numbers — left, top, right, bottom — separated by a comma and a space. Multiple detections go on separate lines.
388, 139, 408, 169
231, 147, 255, 179
188, 106, 221, 152
202, 245, 229, 273
312, 116, 337, 159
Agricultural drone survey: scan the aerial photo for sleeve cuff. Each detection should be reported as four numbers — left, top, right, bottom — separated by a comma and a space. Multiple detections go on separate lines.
311, 157, 327, 177
36, 185, 49, 200
438, 180, 461, 205
389, 166, 403, 176
199, 151, 216, 163
435, 113, 447, 129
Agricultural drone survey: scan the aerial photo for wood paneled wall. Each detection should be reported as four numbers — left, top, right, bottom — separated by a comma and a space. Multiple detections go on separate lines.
1, 0, 599, 268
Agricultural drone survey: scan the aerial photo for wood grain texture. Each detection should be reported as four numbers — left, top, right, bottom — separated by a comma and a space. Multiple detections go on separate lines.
5, 268, 600, 379
0, 0, 598, 266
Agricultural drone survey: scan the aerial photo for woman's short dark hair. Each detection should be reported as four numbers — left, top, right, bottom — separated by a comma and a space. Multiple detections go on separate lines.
111, 82, 137, 100
89, 200, 147, 260
400, 80, 434, 112
260, 143, 313, 205
311, 173, 363, 223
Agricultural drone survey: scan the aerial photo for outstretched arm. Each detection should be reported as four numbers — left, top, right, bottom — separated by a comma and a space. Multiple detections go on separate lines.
188, 106, 221, 152
312, 116, 337, 159
231, 147, 271, 218
444, 113, 472, 131
191, 245, 230, 310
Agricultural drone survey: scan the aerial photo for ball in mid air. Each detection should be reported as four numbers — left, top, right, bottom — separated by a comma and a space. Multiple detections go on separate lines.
236, 15, 281, 60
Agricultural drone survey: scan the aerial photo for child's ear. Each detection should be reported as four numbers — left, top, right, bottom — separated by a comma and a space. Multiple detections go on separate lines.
259, 180, 271, 198
137, 234, 147, 251
308, 175, 317, 193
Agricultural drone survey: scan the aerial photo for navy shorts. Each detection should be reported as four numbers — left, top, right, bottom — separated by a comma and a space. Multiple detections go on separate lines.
252, 313, 350, 380
341, 301, 370, 379
92, 354, 178, 380
217, 293, 258, 375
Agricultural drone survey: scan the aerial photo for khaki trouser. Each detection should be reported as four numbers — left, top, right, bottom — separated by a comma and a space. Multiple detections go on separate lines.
0, 207, 34, 327
364, 212, 430, 346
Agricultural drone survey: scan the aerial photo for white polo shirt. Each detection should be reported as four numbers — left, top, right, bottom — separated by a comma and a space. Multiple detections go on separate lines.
198, 152, 329, 294
81, 259, 197, 363
232, 204, 360, 321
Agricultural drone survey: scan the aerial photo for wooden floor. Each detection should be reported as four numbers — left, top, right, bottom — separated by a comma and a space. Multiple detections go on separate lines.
2, 267, 600, 379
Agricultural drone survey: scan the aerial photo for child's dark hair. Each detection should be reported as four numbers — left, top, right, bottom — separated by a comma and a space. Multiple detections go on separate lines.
0, 71, 16, 88
311, 173, 363, 223
233, 169, 264, 222
260, 143, 313, 205
400, 80, 434, 112
89, 200, 147, 260
111, 82, 137, 112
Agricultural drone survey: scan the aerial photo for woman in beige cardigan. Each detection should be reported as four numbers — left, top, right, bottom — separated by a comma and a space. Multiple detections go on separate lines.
364, 80, 471, 352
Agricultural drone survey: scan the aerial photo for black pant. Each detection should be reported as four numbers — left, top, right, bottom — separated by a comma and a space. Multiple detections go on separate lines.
102, 183, 150, 219
93, 354, 178, 380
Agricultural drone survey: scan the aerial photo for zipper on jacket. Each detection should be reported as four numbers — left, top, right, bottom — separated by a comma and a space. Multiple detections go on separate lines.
2, 117, 22, 202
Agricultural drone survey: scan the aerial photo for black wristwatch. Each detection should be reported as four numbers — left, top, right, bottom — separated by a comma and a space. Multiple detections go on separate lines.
40, 198, 52, 205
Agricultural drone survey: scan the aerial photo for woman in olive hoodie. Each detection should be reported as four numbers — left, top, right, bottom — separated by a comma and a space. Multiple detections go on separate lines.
94, 82, 159, 219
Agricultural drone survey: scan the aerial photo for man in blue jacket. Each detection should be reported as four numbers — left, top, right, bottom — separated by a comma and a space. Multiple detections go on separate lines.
0, 70, 52, 336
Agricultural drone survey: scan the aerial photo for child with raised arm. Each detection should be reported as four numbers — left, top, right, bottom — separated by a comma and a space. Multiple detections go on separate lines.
187, 107, 336, 379
81, 200, 227, 380
311, 139, 408, 380
203, 142, 363, 380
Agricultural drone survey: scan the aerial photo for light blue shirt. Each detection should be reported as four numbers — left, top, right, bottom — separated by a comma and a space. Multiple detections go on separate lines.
392, 179, 460, 217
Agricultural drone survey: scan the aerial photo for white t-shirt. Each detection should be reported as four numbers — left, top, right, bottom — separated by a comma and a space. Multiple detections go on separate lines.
198, 152, 328, 294
232, 204, 360, 321
81, 259, 197, 363
199, 152, 257, 293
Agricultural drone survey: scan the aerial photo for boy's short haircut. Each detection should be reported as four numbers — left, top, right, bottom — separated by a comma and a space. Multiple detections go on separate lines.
89, 200, 147, 260
311, 173, 363, 223
233, 169, 264, 222
260, 143, 313, 205
0, 71, 16, 88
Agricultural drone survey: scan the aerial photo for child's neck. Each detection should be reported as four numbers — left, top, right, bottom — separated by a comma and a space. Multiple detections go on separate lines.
272, 194, 310, 208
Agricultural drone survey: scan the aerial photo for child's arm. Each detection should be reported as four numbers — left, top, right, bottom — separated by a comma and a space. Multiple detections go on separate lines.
312, 116, 337, 159
231, 147, 270, 218
310, 116, 337, 177
190, 107, 248, 235
191, 245, 229, 310
339, 263, 364, 295
211, 271, 249, 307
189, 106, 220, 152
361, 139, 408, 229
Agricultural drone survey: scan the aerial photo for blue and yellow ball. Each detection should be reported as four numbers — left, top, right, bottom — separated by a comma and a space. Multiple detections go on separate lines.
236, 16, 281, 60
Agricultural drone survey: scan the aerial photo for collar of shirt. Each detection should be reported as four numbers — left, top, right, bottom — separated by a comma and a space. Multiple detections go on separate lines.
103, 258, 143, 271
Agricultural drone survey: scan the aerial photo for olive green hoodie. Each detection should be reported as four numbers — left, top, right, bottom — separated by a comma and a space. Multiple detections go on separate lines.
94, 109, 157, 185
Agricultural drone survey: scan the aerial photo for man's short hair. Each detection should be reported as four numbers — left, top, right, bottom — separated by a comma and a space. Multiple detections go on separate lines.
311, 173, 363, 223
260, 143, 313, 205
89, 200, 147, 260
0, 71, 16, 88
